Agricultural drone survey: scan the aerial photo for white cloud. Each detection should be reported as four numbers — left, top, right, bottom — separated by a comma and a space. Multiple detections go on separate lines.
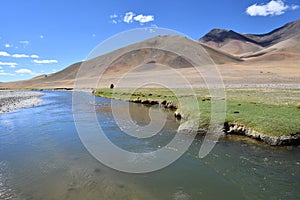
5, 43, 11, 48
134, 14, 154, 23
40, 35, 44, 39
0, 61, 18, 68
0, 62, 17, 66
12, 54, 30, 58
15, 68, 34, 75
20, 40, 30, 46
291, 5, 300, 10
112, 12, 155, 25
124, 12, 135, 23
0, 70, 15, 76
110, 13, 119, 24
0, 51, 10, 56
0, 52, 39, 59
246, 0, 298, 16
31, 54, 39, 59
110, 14, 118, 19
33, 59, 58, 64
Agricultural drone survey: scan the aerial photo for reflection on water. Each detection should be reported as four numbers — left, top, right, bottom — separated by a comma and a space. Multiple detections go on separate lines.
0, 91, 299, 199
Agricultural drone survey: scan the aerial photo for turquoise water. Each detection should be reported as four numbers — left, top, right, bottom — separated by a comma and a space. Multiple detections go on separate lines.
0, 91, 299, 199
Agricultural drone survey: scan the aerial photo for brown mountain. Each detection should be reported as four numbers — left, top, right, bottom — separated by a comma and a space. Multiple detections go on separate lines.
0, 35, 243, 89
1, 20, 299, 89
199, 20, 300, 57
244, 20, 300, 47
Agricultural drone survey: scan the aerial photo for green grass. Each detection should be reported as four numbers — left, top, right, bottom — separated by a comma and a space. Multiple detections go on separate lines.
93, 88, 300, 137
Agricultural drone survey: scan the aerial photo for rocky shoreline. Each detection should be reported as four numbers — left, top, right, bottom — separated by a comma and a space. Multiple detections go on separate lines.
0, 91, 44, 114
224, 122, 300, 146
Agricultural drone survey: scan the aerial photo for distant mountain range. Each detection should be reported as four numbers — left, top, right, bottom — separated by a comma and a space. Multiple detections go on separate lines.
1, 20, 300, 89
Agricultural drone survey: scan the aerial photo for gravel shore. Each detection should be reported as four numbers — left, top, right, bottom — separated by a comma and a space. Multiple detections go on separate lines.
0, 91, 44, 114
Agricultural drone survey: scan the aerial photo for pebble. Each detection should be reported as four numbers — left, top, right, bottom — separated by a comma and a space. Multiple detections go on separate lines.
0, 91, 43, 113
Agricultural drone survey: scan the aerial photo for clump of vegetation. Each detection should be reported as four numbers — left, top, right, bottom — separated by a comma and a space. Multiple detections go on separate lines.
297, 103, 300, 109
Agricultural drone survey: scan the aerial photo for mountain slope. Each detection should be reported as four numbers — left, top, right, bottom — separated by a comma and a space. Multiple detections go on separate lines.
241, 35, 300, 60
199, 28, 264, 55
199, 20, 300, 56
0, 35, 242, 89
244, 20, 300, 47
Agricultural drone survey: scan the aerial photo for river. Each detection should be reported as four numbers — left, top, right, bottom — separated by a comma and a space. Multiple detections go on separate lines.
0, 91, 299, 199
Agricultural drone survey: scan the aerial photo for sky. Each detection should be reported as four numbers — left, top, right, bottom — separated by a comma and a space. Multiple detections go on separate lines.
0, 0, 299, 82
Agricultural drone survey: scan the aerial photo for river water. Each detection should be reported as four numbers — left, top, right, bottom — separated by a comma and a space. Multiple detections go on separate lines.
0, 91, 299, 200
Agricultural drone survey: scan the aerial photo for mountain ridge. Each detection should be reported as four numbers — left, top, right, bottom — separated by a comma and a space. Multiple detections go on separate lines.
199, 20, 300, 56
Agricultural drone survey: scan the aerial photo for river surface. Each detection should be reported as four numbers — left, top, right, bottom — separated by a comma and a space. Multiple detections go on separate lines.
0, 91, 299, 200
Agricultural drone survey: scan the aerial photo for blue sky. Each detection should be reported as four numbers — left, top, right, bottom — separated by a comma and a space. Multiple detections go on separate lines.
0, 0, 299, 82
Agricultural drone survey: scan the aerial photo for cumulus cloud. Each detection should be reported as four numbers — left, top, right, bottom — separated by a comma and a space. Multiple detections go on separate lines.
123, 12, 155, 24
134, 14, 154, 23
5, 43, 11, 48
15, 68, 34, 75
31, 55, 39, 59
0, 61, 18, 68
12, 54, 30, 58
33, 59, 58, 64
0, 51, 10, 56
124, 12, 135, 23
246, 0, 299, 16
111, 12, 155, 24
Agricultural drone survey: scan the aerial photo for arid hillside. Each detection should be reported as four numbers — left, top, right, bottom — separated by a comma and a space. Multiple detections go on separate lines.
1, 20, 299, 89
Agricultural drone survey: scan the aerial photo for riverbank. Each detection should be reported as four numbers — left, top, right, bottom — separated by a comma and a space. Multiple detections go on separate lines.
93, 88, 300, 146
0, 91, 44, 114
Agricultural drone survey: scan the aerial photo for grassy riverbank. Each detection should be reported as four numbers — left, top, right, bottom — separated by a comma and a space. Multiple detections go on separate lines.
93, 88, 300, 137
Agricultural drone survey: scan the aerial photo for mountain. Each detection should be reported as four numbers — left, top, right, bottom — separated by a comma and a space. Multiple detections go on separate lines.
244, 20, 300, 47
0, 35, 242, 89
199, 20, 300, 57
199, 29, 264, 55
0, 20, 299, 89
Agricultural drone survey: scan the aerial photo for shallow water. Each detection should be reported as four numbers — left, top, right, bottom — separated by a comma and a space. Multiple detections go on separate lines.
0, 91, 299, 199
